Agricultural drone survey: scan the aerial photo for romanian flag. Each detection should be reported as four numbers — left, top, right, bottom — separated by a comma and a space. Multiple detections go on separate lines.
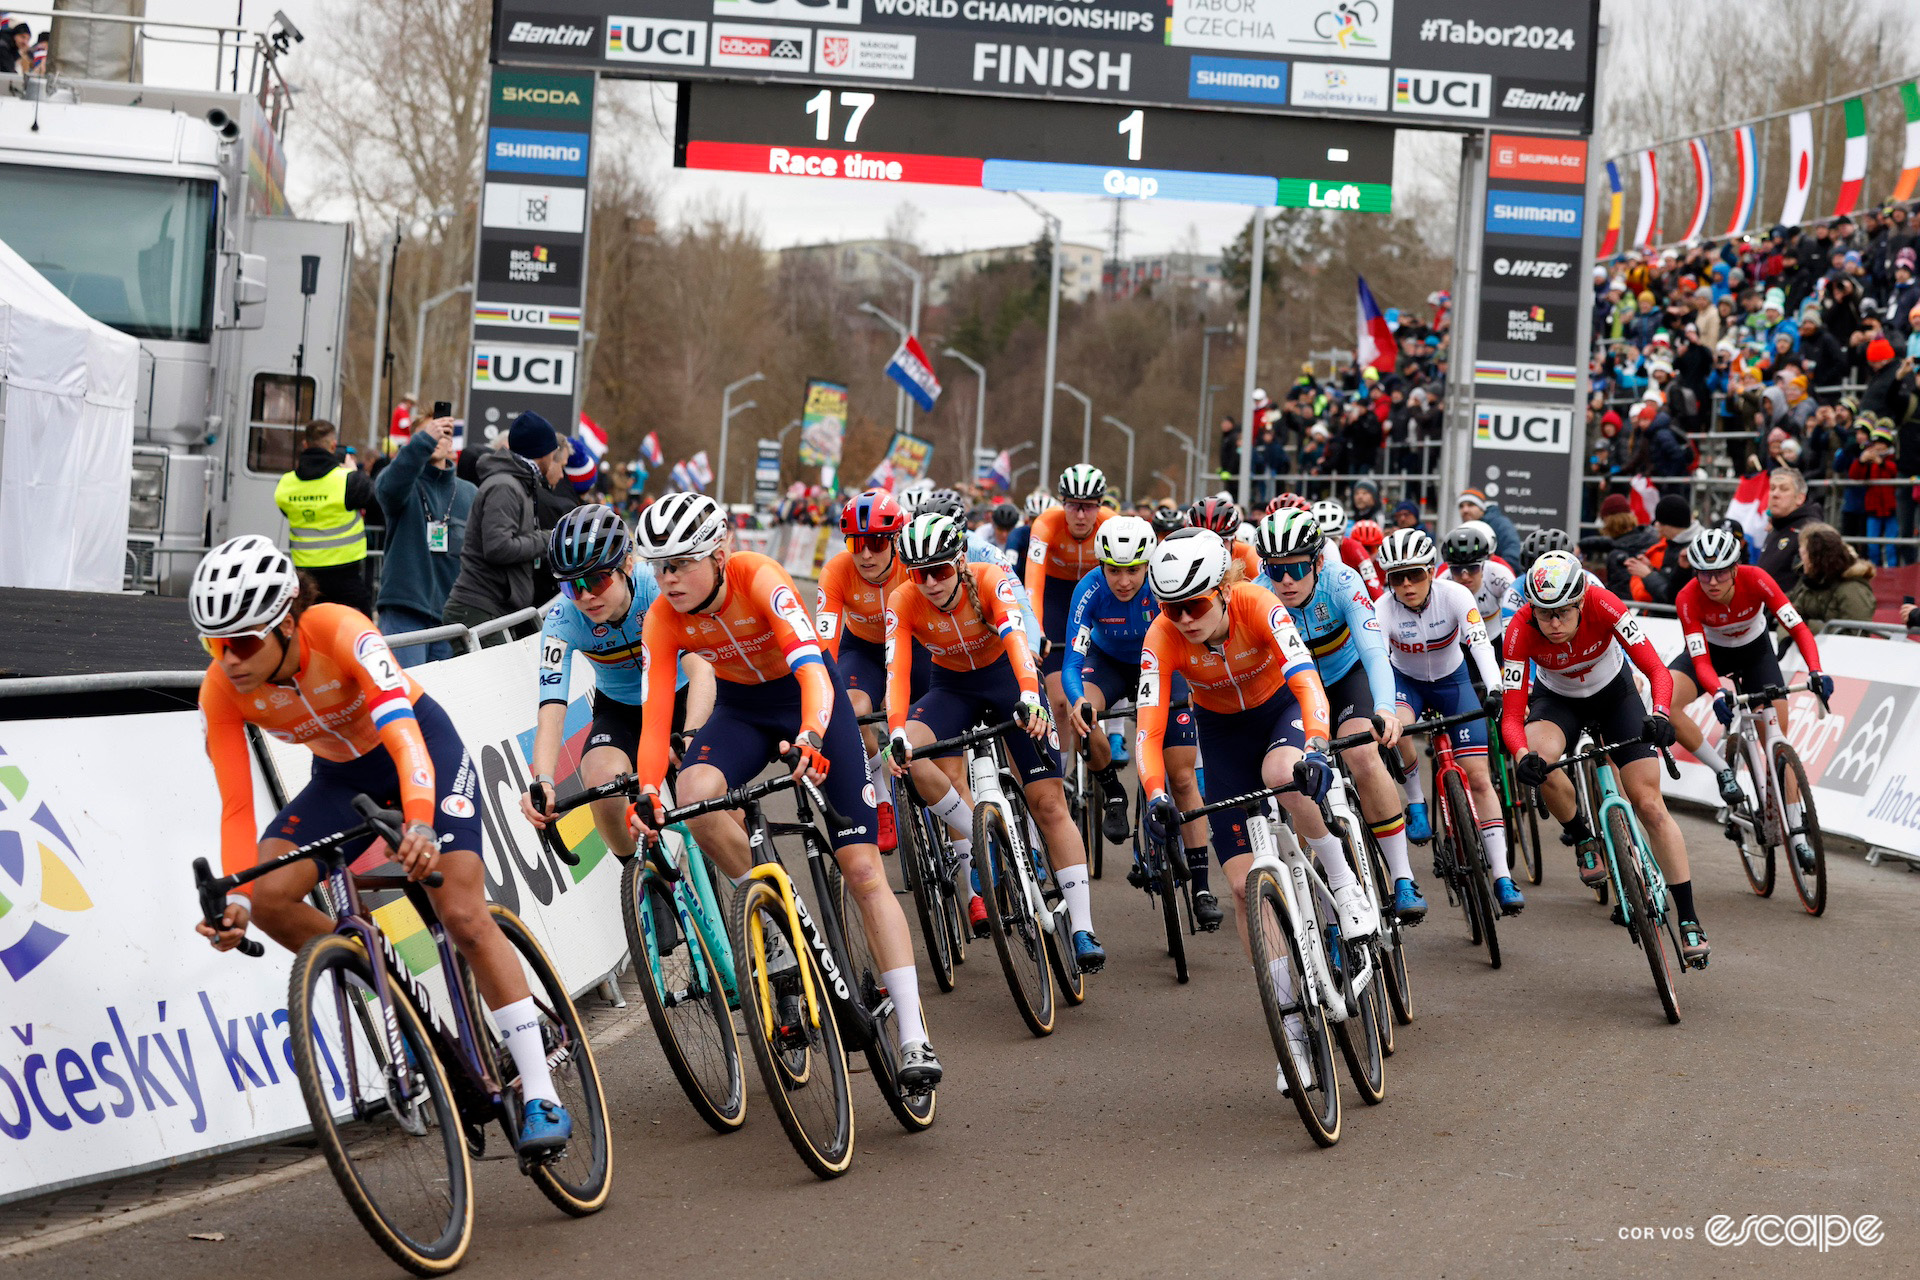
1599, 159, 1623, 258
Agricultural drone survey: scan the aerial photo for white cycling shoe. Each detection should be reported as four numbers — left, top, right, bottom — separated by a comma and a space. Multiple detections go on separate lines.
1332, 883, 1380, 940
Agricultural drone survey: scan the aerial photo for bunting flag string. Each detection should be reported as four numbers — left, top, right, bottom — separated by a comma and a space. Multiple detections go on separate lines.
1682, 138, 1713, 243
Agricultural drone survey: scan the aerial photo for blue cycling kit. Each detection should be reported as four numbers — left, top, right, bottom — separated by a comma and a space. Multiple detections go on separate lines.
1259, 559, 1397, 719
1004, 524, 1032, 577
537, 562, 685, 705
965, 527, 1044, 652
1061, 567, 1157, 704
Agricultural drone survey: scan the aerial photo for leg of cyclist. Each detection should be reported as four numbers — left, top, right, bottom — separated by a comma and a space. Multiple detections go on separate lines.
1396, 736, 1431, 842
1338, 714, 1419, 926
581, 745, 639, 860
1165, 744, 1221, 928
1524, 713, 1607, 885
898, 718, 982, 932
1665, 663, 1740, 805
1013, 733, 1106, 973
1265, 742, 1376, 940
1619, 754, 1709, 963
1461, 749, 1523, 913
1074, 677, 1131, 844
241, 847, 330, 950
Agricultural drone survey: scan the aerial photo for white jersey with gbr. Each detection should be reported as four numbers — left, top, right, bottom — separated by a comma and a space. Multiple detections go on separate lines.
1377, 578, 1487, 683
1457, 559, 1514, 638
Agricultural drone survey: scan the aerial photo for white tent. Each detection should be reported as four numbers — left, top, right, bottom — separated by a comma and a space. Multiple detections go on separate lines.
0, 235, 139, 592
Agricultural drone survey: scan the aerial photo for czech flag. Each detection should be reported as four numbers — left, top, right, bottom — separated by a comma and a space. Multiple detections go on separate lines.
885, 335, 942, 412
1355, 275, 1396, 374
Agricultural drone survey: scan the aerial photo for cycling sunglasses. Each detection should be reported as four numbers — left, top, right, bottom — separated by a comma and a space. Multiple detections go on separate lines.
1263, 559, 1316, 582
1062, 500, 1101, 514
1160, 592, 1218, 622
909, 561, 959, 585
649, 554, 709, 577
200, 629, 277, 660
1387, 567, 1430, 587
849, 534, 895, 555
1694, 567, 1734, 585
559, 568, 620, 600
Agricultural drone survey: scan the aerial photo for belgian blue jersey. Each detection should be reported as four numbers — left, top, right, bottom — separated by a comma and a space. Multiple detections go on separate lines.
537, 563, 682, 706
1060, 567, 1158, 704
1259, 559, 1396, 716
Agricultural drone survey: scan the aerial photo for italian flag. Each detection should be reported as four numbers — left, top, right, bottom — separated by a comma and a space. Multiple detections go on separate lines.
1832, 97, 1867, 216
1894, 83, 1920, 202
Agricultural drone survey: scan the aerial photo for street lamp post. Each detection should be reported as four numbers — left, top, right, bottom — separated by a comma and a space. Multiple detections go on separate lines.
410, 282, 471, 410
942, 347, 987, 480
1100, 414, 1135, 505
1163, 424, 1199, 501
1012, 461, 1038, 491
718, 372, 764, 507
1055, 381, 1092, 468
1197, 323, 1234, 499
1012, 192, 1063, 491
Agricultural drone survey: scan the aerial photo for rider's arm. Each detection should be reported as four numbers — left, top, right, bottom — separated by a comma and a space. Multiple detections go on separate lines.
813, 557, 847, 660
680, 652, 716, 734
1136, 625, 1176, 797
339, 624, 436, 829
1060, 570, 1102, 706
199, 682, 263, 892
884, 589, 914, 738
1022, 508, 1055, 633
1753, 567, 1822, 672
1337, 568, 1400, 718
1254, 589, 1331, 744
985, 567, 1042, 699
749, 560, 835, 741
536, 605, 573, 708
632, 601, 684, 789
1498, 621, 1535, 758
1674, 581, 1724, 691
1594, 589, 1674, 715
1462, 601, 1502, 692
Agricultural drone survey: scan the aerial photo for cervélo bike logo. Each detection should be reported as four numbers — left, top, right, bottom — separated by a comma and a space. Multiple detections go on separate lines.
0, 744, 93, 983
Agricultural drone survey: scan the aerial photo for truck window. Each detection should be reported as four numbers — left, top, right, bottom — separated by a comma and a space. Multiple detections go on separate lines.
246, 373, 315, 474
0, 164, 216, 342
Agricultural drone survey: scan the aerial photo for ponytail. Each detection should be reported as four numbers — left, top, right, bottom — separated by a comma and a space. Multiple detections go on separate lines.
961, 561, 991, 631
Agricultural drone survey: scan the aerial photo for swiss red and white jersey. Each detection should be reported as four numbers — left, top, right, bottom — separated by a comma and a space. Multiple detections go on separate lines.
1674, 565, 1795, 648
1500, 585, 1673, 757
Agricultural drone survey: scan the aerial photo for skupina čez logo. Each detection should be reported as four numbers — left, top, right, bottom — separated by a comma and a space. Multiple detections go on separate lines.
0, 744, 92, 982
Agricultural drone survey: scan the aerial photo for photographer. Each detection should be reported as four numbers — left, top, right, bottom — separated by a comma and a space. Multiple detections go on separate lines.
375, 413, 476, 666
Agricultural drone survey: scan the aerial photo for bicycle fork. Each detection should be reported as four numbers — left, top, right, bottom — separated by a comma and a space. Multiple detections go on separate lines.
1254, 819, 1351, 1024
971, 752, 1065, 938
742, 864, 834, 1037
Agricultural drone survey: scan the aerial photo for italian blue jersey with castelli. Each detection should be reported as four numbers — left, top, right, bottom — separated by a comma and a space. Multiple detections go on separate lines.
537, 563, 683, 705
1061, 567, 1156, 703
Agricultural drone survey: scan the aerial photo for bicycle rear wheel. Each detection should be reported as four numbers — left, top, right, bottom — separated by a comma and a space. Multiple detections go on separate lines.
288, 933, 472, 1276
1017, 781, 1086, 1008
834, 866, 937, 1133
1511, 776, 1544, 885
1246, 865, 1340, 1147
621, 857, 744, 1134
975, 802, 1057, 1037
1446, 773, 1500, 970
489, 906, 613, 1214
730, 876, 855, 1178
1611, 810, 1680, 1025
1730, 735, 1777, 897
899, 790, 956, 992
1775, 743, 1826, 916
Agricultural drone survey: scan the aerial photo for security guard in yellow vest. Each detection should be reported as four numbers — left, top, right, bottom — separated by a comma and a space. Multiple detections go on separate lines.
274, 419, 375, 612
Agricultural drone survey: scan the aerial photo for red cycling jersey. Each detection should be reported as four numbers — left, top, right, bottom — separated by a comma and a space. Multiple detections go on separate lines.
1500, 585, 1672, 758
813, 549, 908, 653
1328, 536, 1384, 600
1674, 566, 1820, 690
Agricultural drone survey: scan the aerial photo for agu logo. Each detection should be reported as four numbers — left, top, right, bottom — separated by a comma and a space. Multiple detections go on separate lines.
0, 747, 92, 982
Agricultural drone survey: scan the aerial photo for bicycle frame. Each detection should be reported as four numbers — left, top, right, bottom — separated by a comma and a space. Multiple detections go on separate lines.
1720, 679, 1825, 845
1573, 734, 1669, 927
638, 824, 738, 1005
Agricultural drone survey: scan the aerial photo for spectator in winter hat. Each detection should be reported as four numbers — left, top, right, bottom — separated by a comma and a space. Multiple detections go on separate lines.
1456, 487, 1522, 564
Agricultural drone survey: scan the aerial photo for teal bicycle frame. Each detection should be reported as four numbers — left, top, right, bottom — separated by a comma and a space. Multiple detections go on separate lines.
637, 822, 738, 1005
1577, 739, 1670, 928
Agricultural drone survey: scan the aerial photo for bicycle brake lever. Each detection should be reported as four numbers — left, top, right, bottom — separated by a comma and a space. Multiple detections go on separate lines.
192, 857, 264, 958
1659, 746, 1681, 782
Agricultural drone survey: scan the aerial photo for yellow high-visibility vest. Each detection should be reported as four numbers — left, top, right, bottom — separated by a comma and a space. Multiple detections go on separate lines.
274, 467, 366, 567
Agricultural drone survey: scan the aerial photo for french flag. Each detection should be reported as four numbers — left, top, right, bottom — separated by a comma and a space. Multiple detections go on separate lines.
886, 335, 942, 412
1355, 276, 1396, 375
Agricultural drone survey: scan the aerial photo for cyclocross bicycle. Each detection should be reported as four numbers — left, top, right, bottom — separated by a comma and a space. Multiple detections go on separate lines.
193, 795, 610, 1276
1489, 727, 1545, 885
1546, 733, 1696, 1025
1413, 707, 1512, 970
1718, 677, 1830, 916
1066, 706, 1125, 882
1331, 720, 1412, 1043
860, 708, 969, 993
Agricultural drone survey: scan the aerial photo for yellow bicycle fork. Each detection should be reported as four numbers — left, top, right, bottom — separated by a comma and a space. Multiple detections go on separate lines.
745, 862, 824, 1034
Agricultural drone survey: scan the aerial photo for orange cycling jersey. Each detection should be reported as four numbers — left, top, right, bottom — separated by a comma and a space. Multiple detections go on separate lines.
636, 551, 830, 785
884, 562, 1039, 734
200, 604, 432, 893
1229, 540, 1261, 581
814, 550, 908, 653
1023, 505, 1113, 628
1135, 582, 1329, 797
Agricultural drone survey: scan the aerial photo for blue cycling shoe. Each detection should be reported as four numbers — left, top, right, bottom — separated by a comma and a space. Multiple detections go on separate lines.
1108, 731, 1130, 766
1494, 876, 1525, 915
518, 1098, 572, 1154
1390, 878, 1428, 925
1072, 930, 1107, 973
1404, 803, 1433, 844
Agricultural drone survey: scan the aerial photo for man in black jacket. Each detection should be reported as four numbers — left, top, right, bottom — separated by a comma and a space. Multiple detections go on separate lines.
442, 412, 568, 644
1796, 312, 1848, 398
1755, 466, 1822, 591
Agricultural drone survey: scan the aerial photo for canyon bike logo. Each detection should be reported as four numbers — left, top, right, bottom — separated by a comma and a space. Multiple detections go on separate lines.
1704, 1214, 1883, 1251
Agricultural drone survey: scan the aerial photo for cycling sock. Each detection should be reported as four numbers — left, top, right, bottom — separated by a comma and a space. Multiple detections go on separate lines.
1305, 832, 1358, 892
1481, 819, 1512, 880
928, 785, 973, 839
1185, 847, 1210, 893
1094, 764, 1122, 789
866, 750, 890, 799
881, 966, 927, 1045
1785, 799, 1805, 830
1370, 816, 1413, 884
494, 997, 557, 1106
1669, 878, 1699, 923
954, 843, 976, 902
1263, 958, 1294, 1004
1400, 766, 1426, 807
1056, 866, 1094, 934
1562, 814, 1593, 844
1691, 740, 1728, 774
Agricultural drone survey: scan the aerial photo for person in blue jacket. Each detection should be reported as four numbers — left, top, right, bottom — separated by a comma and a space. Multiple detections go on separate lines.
374, 415, 475, 666
1063, 516, 1222, 930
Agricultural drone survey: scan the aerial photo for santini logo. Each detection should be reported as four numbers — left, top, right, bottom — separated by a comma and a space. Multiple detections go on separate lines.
1490, 201, 1576, 224
1493, 256, 1571, 279
1503, 86, 1584, 111
507, 21, 595, 46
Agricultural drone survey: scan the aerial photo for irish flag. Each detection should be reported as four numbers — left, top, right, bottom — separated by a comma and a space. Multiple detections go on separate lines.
1894, 83, 1920, 202
1832, 97, 1867, 217
1779, 111, 1813, 227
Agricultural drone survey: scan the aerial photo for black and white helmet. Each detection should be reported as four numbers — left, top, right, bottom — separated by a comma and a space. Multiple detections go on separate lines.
1025, 490, 1058, 519
1520, 526, 1575, 564
1524, 550, 1587, 610
1441, 524, 1494, 567
1147, 528, 1230, 602
1095, 516, 1154, 567
897, 513, 966, 568
1688, 525, 1743, 573
1377, 528, 1435, 573
636, 492, 727, 560
1057, 463, 1106, 502
190, 536, 299, 637
920, 487, 968, 521
1310, 499, 1347, 540
1254, 509, 1322, 560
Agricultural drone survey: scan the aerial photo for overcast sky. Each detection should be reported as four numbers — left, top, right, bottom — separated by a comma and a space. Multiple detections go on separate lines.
135, 0, 1459, 257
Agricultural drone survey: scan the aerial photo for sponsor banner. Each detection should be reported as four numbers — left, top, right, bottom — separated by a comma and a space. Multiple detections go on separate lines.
482, 182, 589, 234
1495, 75, 1588, 119
1488, 132, 1586, 184
1472, 402, 1573, 454
1472, 360, 1577, 391
1484, 188, 1584, 238
471, 342, 578, 394
604, 15, 707, 64
473, 300, 583, 332
755, 437, 782, 505
1482, 245, 1580, 284
479, 237, 584, 290
1168, 0, 1394, 60
1290, 61, 1390, 111
502, 10, 603, 54
1478, 299, 1577, 348
867, 0, 1161, 40
487, 127, 591, 178
714, 0, 862, 25
1187, 55, 1288, 105
469, 391, 578, 452
709, 22, 812, 71
799, 377, 848, 468
1392, 67, 1489, 117
491, 71, 596, 122
814, 29, 917, 78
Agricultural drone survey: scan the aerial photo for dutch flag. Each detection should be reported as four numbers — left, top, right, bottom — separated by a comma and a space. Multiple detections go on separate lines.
885, 335, 942, 413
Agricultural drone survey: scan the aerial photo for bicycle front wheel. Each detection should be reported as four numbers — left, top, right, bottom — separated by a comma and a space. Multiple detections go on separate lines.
1611, 809, 1680, 1025
899, 792, 956, 992
1515, 782, 1545, 885
1155, 832, 1188, 984
1775, 742, 1826, 916
834, 866, 937, 1133
489, 906, 613, 1215
1014, 780, 1086, 1008
1730, 735, 1776, 897
1364, 823, 1413, 1028
976, 802, 1057, 1037
287, 933, 472, 1276
1246, 865, 1340, 1147
730, 876, 855, 1178
1446, 773, 1500, 970
622, 857, 745, 1134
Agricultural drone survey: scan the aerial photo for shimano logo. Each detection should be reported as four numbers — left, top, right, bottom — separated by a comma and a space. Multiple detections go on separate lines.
1503, 87, 1585, 111
1491, 202, 1576, 223
1493, 256, 1571, 279
508, 20, 595, 46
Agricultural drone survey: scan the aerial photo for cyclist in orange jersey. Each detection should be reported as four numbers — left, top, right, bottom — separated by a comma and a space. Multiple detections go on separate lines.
188, 537, 573, 1152
1023, 464, 1115, 750
887, 513, 1106, 972
627, 495, 940, 1089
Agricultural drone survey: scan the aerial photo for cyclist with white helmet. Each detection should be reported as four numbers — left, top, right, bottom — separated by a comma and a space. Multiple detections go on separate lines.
1501, 551, 1710, 965
1135, 529, 1376, 1091
1307, 497, 1385, 600
1668, 526, 1831, 870
190, 536, 575, 1152
1375, 529, 1523, 915
1440, 524, 1515, 654
886, 514, 1105, 970
627, 493, 942, 1088
1255, 508, 1427, 923
1499, 526, 1585, 630
1024, 465, 1115, 749
521, 505, 715, 862
1006, 490, 1057, 576
1063, 516, 1222, 930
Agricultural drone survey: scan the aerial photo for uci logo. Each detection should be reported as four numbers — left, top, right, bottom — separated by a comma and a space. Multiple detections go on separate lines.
1475, 406, 1572, 455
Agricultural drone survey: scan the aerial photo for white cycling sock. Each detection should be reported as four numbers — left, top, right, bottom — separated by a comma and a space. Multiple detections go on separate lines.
928, 785, 973, 839
1786, 799, 1805, 830
1305, 832, 1357, 892
1692, 739, 1728, 774
1263, 958, 1294, 1003
1401, 763, 1426, 807
1056, 865, 1094, 934
954, 842, 976, 900
494, 997, 557, 1106
1481, 819, 1512, 881
1374, 825, 1414, 885
882, 966, 927, 1046
866, 750, 890, 799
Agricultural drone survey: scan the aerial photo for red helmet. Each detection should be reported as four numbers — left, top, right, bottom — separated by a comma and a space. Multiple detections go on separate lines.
1186, 497, 1242, 536
1265, 492, 1311, 516
840, 489, 907, 536
1350, 519, 1386, 550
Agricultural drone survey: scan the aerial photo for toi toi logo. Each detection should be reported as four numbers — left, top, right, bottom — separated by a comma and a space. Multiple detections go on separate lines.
1704, 1214, 1884, 1250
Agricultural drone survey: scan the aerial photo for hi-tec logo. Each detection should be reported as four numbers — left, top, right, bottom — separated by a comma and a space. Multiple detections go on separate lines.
1504, 86, 1586, 112
1475, 405, 1573, 454
1493, 256, 1570, 279
507, 20, 595, 46
1392, 69, 1490, 118
972, 43, 1132, 91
